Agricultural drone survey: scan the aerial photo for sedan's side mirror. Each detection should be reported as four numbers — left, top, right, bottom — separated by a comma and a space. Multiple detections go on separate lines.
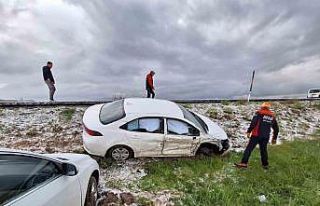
189, 128, 200, 136
61, 163, 78, 176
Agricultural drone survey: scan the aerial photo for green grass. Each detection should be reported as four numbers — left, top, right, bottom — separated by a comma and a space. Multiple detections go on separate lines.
140, 139, 320, 206
59, 108, 76, 121
312, 102, 320, 110
207, 107, 219, 119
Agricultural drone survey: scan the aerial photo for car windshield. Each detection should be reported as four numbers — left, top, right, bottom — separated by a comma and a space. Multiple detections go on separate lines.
309, 89, 320, 93
178, 105, 208, 133
100, 100, 125, 125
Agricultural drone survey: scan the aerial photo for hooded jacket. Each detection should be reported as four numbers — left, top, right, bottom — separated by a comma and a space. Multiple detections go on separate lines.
247, 108, 279, 140
42, 66, 55, 83
146, 73, 154, 90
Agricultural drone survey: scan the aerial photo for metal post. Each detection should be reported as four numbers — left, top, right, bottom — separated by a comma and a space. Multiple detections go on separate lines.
248, 70, 255, 102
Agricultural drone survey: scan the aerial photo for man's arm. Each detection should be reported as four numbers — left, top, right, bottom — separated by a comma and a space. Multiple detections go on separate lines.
272, 118, 279, 141
147, 76, 154, 90
247, 114, 259, 136
49, 71, 55, 84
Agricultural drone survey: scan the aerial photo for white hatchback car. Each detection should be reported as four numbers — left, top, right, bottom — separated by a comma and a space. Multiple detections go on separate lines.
82, 98, 230, 161
307, 88, 320, 98
0, 149, 99, 206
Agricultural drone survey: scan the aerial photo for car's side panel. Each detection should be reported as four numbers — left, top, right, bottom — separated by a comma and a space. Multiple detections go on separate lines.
8, 176, 81, 206
162, 135, 199, 156
122, 130, 165, 157
43, 153, 100, 206
162, 118, 201, 156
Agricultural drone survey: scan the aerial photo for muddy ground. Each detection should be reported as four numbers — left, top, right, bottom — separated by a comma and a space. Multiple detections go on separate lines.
0, 101, 319, 205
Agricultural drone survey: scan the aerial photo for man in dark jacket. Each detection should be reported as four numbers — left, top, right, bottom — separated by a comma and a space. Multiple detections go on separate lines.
146, 71, 155, 98
43, 61, 56, 101
235, 102, 279, 169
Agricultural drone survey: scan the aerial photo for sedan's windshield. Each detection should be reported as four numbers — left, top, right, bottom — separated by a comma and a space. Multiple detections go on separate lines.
309, 89, 320, 93
178, 105, 208, 133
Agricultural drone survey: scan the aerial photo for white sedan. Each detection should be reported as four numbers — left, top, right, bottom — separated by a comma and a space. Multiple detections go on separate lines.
82, 98, 230, 161
0, 149, 100, 206
83, 98, 230, 161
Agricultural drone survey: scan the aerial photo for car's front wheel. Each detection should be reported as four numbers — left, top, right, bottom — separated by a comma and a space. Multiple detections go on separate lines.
108, 146, 133, 161
84, 176, 98, 206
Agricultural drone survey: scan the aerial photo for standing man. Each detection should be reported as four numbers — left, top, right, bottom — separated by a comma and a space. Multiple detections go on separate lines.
146, 70, 155, 98
235, 102, 279, 169
42, 61, 56, 101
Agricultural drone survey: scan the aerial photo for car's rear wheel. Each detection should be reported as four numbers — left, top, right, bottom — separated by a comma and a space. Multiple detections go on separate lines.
108, 146, 133, 161
84, 176, 98, 206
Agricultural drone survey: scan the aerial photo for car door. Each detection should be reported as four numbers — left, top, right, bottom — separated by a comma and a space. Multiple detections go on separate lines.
0, 154, 81, 206
120, 117, 165, 157
162, 118, 201, 156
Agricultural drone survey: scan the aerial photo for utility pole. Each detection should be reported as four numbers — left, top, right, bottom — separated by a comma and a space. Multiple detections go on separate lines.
247, 70, 255, 102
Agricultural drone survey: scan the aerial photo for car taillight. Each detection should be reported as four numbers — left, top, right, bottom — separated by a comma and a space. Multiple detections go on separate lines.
83, 125, 103, 136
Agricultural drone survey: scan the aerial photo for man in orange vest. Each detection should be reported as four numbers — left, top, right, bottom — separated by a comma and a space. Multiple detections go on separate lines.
235, 102, 279, 169
146, 71, 155, 98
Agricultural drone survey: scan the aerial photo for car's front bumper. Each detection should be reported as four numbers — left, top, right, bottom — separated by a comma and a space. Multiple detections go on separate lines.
220, 139, 231, 155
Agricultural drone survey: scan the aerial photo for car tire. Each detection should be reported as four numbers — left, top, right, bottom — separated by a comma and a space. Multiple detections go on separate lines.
84, 176, 98, 206
108, 145, 133, 161
196, 144, 220, 156
196, 146, 214, 156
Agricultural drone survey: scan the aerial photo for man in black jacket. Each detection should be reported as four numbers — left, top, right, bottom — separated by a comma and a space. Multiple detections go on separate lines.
235, 102, 279, 169
43, 61, 56, 101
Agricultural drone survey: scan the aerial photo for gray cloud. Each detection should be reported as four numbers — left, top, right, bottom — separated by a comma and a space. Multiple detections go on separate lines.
0, 0, 320, 100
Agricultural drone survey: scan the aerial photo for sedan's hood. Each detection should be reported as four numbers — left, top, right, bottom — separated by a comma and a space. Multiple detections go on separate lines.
195, 113, 228, 140
44, 153, 93, 166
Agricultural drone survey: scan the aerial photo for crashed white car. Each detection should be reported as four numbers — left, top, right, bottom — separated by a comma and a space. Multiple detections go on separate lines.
82, 98, 230, 161
0, 149, 99, 206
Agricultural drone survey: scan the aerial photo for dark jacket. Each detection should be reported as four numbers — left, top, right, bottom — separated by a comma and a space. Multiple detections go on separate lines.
247, 108, 279, 140
43, 66, 55, 83
146, 73, 154, 90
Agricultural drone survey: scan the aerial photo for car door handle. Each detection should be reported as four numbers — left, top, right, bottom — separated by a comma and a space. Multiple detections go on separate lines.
193, 136, 197, 140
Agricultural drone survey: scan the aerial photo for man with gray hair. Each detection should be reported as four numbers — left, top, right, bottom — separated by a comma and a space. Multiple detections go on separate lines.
42, 61, 56, 101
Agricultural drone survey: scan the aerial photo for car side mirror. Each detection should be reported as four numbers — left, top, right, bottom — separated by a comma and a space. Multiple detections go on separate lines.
61, 163, 78, 176
189, 128, 200, 136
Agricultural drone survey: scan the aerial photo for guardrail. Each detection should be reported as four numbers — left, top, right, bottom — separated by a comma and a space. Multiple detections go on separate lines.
0, 98, 319, 107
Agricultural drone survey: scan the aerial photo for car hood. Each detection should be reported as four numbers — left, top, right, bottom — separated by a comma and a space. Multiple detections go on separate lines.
44, 153, 94, 167
195, 113, 228, 140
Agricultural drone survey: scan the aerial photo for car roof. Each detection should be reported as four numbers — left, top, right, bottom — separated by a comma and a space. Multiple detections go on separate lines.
0, 148, 65, 163
123, 98, 184, 118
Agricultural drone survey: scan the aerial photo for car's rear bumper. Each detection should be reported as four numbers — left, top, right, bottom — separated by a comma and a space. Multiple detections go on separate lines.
82, 131, 107, 157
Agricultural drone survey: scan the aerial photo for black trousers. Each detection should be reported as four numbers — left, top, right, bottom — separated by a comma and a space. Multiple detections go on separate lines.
146, 87, 155, 98
241, 136, 270, 166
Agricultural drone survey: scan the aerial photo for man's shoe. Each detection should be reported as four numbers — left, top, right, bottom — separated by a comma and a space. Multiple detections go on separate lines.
262, 165, 269, 170
234, 163, 248, 168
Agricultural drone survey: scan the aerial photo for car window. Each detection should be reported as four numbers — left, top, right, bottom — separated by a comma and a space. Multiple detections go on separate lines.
310, 89, 320, 93
100, 100, 125, 125
0, 154, 61, 205
178, 105, 207, 133
167, 119, 200, 136
122, 118, 164, 134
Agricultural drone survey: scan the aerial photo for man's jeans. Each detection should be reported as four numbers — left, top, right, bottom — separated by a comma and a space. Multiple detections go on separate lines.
241, 136, 270, 166
146, 87, 155, 98
45, 79, 56, 101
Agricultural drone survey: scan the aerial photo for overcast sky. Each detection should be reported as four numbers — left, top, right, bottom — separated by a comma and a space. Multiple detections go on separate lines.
0, 0, 319, 100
